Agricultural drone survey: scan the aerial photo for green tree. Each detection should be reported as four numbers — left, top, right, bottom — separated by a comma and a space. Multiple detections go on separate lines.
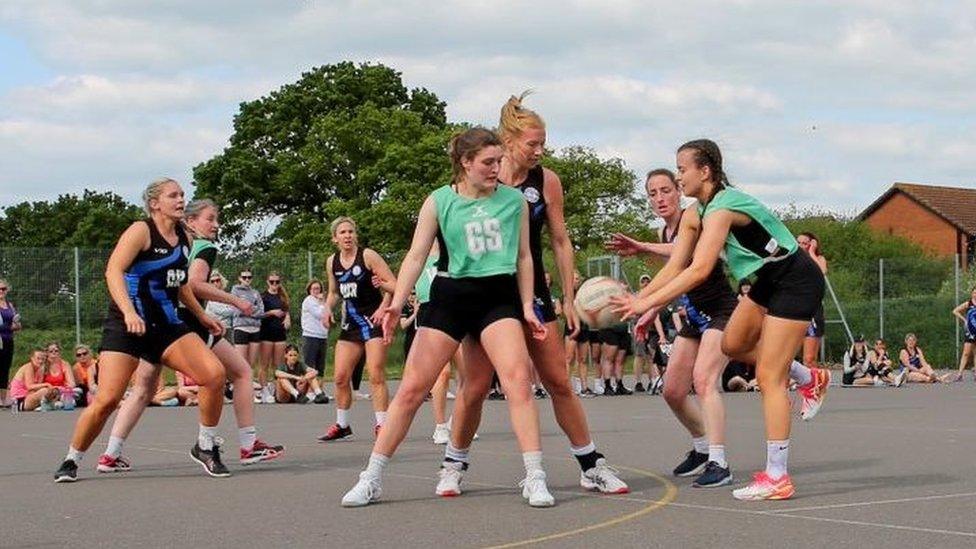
0, 190, 143, 248
193, 61, 450, 246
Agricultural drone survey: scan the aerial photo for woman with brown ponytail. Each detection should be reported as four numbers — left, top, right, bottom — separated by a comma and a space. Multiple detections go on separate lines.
443, 93, 629, 495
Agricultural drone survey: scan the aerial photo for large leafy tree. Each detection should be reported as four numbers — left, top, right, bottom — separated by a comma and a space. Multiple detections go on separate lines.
193, 61, 451, 248
0, 190, 143, 248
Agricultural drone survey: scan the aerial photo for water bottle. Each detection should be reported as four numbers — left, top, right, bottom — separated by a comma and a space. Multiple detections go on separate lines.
61, 387, 76, 411
10, 399, 19, 415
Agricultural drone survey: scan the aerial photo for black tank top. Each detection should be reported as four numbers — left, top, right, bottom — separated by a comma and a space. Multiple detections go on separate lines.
109, 219, 190, 327
261, 291, 287, 331
331, 248, 383, 322
661, 210, 735, 307
508, 165, 548, 296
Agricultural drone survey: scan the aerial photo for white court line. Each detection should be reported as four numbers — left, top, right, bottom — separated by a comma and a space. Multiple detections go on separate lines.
765, 491, 976, 514
664, 501, 976, 539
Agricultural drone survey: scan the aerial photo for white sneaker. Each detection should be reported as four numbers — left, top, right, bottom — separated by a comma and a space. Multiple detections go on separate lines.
432, 424, 450, 445
435, 462, 464, 497
580, 458, 630, 494
593, 383, 605, 395
520, 470, 555, 507
341, 472, 382, 507
262, 388, 276, 404
894, 369, 907, 387
446, 391, 456, 400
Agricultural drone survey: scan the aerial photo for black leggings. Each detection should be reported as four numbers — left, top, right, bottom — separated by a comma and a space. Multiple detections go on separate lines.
302, 336, 328, 377
0, 338, 13, 390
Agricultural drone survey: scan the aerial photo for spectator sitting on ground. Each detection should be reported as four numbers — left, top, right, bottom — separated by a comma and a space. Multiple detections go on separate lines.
9, 348, 60, 411
176, 371, 200, 406
275, 344, 329, 404
44, 341, 77, 407
867, 338, 906, 386
736, 280, 751, 301
722, 361, 756, 392
844, 335, 883, 386
146, 374, 179, 406
899, 333, 948, 383
71, 344, 98, 406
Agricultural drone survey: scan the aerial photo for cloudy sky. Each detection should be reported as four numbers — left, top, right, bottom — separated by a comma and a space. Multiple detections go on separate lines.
2, 0, 974, 217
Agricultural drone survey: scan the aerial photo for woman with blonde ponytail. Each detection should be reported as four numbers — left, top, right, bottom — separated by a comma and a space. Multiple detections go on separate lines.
443, 92, 629, 495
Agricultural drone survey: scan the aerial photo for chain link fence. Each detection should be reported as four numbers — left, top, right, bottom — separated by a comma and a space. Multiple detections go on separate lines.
2, 247, 972, 375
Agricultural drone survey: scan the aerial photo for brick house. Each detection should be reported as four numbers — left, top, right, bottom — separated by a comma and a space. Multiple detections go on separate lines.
858, 182, 976, 264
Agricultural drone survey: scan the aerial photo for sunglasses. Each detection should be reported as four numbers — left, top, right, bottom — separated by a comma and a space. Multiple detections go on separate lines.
240, 275, 252, 280
0, 287, 8, 291
210, 278, 221, 283
268, 280, 281, 285
75, 351, 89, 357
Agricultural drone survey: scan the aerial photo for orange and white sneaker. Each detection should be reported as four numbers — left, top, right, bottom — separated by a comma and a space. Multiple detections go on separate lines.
732, 472, 795, 501
799, 367, 830, 421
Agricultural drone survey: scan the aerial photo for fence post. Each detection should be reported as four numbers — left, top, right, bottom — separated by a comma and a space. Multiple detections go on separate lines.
878, 258, 884, 340
307, 250, 313, 281
955, 253, 961, 367
74, 247, 81, 346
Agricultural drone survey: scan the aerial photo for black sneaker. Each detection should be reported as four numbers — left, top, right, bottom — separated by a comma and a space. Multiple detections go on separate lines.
313, 393, 330, 404
190, 443, 231, 478
534, 387, 548, 399
604, 381, 615, 396
580, 388, 596, 399
487, 390, 505, 401
615, 383, 632, 396
54, 459, 78, 483
296, 393, 310, 404
692, 461, 733, 488
317, 423, 353, 442
672, 449, 709, 477
633, 382, 646, 393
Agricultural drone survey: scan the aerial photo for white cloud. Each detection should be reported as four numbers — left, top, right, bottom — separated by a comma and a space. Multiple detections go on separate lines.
1, 0, 976, 213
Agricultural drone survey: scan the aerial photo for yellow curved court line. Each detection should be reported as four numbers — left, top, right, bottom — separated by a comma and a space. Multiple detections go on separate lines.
484, 465, 678, 549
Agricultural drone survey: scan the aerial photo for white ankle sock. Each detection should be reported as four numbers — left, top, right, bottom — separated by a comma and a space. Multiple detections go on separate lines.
105, 436, 125, 459
198, 425, 218, 451
522, 451, 543, 475
445, 443, 469, 464
238, 425, 257, 451
692, 436, 708, 454
790, 361, 813, 386
708, 445, 727, 468
337, 408, 349, 428
66, 446, 84, 463
375, 411, 388, 426
766, 439, 789, 479
365, 452, 389, 479
570, 441, 596, 456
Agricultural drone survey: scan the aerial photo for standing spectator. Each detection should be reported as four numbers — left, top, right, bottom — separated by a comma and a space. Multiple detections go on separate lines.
231, 269, 265, 402
204, 270, 235, 331
275, 345, 328, 403
400, 291, 420, 359
301, 279, 330, 378
797, 232, 828, 370
899, 333, 944, 383
72, 345, 98, 406
259, 271, 291, 403
0, 278, 22, 406
950, 286, 976, 382
45, 342, 77, 407
10, 349, 60, 411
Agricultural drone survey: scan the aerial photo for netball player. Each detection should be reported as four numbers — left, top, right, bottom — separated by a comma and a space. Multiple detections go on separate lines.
613, 140, 827, 500
797, 232, 827, 369
445, 94, 628, 495
54, 179, 228, 482
950, 286, 976, 381
96, 199, 283, 474
341, 127, 555, 507
317, 217, 395, 441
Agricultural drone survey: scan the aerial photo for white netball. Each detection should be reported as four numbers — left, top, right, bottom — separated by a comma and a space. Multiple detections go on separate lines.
574, 276, 628, 329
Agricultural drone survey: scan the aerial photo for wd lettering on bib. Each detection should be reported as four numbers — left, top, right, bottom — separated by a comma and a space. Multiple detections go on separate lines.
166, 269, 187, 288
340, 282, 358, 299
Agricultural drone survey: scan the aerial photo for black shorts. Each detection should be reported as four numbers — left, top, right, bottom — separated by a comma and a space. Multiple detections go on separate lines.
179, 309, 220, 349
598, 326, 630, 349
965, 331, 976, 344
563, 320, 587, 341
99, 317, 193, 364
233, 329, 261, 344
676, 294, 738, 340
532, 285, 558, 324
420, 275, 521, 342
260, 324, 288, 343
806, 305, 825, 338
339, 320, 383, 343
748, 251, 826, 322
